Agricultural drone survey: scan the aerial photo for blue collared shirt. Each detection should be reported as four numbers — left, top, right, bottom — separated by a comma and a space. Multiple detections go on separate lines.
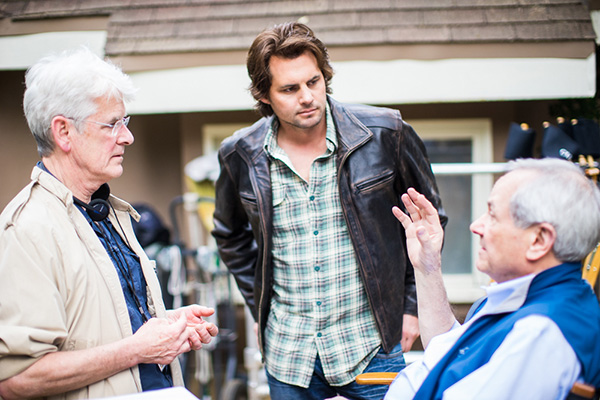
78, 200, 173, 391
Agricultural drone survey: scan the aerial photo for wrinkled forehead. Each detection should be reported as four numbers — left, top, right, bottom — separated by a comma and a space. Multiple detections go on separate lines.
489, 169, 538, 206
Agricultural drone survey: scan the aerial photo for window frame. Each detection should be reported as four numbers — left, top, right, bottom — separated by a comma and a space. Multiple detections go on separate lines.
409, 118, 494, 303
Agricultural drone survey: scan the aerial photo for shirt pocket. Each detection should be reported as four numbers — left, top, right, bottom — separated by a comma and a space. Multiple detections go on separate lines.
271, 184, 295, 249
272, 183, 287, 208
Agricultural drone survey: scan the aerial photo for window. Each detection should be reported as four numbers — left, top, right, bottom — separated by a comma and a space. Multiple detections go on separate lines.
409, 119, 493, 303
202, 123, 248, 154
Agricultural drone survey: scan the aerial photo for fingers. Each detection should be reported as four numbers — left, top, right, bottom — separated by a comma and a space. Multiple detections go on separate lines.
161, 314, 189, 347
167, 314, 192, 352
180, 315, 219, 351
401, 337, 412, 353
168, 315, 193, 356
134, 316, 191, 364
194, 322, 219, 344
253, 322, 260, 348
156, 305, 219, 354
186, 327, 203, 350
405, 188, 436, 216
402, 190, 422, 219
170, 304, 214, 315
393, 190, 424, 226
394, 188, 439, 226
401, 314, 420, 352
172, 305, 216, 326
205, 322, 219, 338
185, 304, 216, 318
392, 191, 424, 230
392, 205, 409, 226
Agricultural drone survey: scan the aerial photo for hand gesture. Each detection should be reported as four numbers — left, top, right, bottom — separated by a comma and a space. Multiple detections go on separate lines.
392, 188, 444, 275
133, 313, 193, 365
167, 305, 219, 350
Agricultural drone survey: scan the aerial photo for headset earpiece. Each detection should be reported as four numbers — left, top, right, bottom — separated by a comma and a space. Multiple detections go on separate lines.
73, 183, 111, 221
74, 197, 110, 221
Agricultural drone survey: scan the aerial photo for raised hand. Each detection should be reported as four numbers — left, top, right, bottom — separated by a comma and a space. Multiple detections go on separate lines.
392, 188, 444, 275
393, 188, 455, 347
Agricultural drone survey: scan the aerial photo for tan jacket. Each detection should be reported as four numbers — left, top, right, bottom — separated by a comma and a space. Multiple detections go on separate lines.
0, 167, 183, 399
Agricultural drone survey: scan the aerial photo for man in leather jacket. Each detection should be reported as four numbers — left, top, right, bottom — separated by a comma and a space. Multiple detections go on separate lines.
212, 22, 446, 400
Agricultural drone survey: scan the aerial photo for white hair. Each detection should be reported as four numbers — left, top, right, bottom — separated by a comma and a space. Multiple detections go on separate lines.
507, 158, 600, 262
23, 47, 137, 157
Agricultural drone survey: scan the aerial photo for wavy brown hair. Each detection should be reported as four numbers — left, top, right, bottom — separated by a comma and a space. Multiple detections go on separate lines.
246, 22, 334, 117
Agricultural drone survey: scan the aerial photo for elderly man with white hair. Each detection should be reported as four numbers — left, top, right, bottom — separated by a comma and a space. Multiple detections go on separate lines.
385, 158, 600, 400
0, 48, 218, 399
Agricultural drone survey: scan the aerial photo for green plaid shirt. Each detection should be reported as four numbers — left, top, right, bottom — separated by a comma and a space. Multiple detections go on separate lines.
263, 106, 381, 388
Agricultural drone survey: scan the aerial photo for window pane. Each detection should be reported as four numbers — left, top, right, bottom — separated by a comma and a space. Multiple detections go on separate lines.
423, 139, 472, 274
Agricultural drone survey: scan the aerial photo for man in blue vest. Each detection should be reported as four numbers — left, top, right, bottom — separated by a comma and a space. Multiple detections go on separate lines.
385, 158, 600, 400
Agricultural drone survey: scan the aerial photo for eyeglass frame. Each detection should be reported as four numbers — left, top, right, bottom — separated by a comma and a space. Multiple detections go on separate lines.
68, 115, 131, 137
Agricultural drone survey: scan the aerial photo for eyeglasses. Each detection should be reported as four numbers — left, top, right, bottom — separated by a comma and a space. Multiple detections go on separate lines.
68, 115, 130, 137
86, 116, 131, 137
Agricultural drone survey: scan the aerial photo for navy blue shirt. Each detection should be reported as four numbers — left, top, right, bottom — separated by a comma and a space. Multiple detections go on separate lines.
81, 207, 173, 391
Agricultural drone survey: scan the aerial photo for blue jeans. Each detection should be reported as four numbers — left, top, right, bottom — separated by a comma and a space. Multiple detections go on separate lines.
266, 343, 406, 400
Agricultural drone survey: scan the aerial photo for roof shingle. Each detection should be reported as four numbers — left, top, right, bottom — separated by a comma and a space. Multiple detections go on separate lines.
0, 0, 595, 57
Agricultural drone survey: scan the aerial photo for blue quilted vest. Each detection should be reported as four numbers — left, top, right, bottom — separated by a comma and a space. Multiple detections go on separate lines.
415, 263, 600, 400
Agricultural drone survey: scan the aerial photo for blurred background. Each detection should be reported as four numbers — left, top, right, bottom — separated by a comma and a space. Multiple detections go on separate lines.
1, 1, 599, 398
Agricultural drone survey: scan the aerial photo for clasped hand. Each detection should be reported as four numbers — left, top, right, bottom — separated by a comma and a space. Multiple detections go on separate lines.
133, 305, 219, 365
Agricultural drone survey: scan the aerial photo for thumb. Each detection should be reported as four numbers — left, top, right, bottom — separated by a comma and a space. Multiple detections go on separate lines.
193, 305, 215, 318
172, 312, 187, 330
416, 226, 428, 241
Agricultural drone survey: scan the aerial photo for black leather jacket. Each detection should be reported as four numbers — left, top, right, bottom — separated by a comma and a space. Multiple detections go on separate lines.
212, 97, 447, 354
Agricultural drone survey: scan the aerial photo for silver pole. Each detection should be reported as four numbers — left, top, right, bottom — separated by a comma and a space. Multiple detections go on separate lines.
432, 163, 508, 175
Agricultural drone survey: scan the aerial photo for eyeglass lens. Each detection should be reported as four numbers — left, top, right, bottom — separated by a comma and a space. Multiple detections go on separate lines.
112, 116, 130, 136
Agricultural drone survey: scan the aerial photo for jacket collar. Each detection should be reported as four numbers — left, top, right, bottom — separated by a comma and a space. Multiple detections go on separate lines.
31, 165, 138, 220
327, 96, 373, 153
479, 262, 582, 317
235, 96, 373, 160
31, 165, 73, 208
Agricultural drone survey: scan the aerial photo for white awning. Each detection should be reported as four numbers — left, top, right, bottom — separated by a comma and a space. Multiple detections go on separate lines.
126, 54, 595, 114
0, 31, 106, 69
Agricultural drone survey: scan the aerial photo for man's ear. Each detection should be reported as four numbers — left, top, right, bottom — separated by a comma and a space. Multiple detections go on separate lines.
50, 116, 73, 152
259, 96, 271, 105
526, 222, 557, 261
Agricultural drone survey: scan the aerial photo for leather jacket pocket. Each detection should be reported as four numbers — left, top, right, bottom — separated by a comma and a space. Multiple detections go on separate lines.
239, 191, 262, 232
240, 190, 258, 206
354, 169, 395, 194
